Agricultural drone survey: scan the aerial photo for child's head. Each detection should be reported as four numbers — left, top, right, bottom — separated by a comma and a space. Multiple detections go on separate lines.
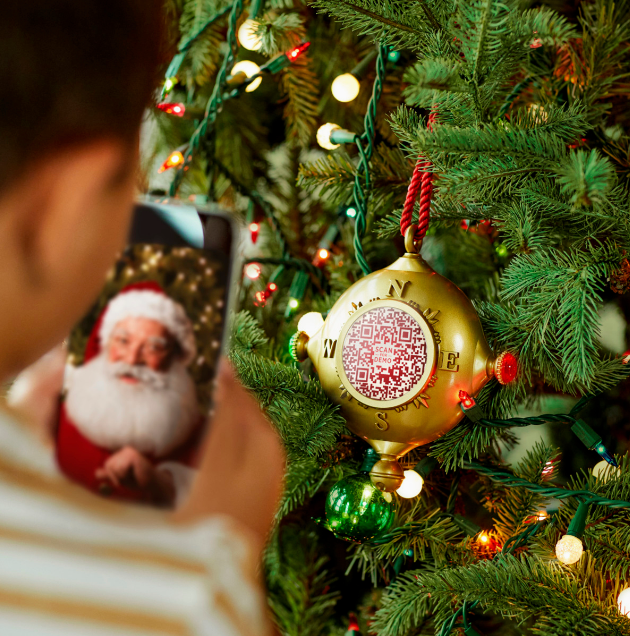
0, 0, 165, 377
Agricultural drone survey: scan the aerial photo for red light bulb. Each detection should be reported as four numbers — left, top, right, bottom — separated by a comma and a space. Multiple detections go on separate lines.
458, 390, 475, 409
318, 248, 329, 260
156, 102, 186, 117
253, 291, 267, 307
249, 222, 260, 244
267, 282, 278, 293
286, 41, 310, 62
495, 351, 518, 384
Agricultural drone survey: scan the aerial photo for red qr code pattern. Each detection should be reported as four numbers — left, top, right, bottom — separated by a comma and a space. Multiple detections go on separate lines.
342, 306, 428, 401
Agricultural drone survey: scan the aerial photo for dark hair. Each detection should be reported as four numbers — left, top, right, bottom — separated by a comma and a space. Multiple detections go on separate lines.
0, 1, 166, 191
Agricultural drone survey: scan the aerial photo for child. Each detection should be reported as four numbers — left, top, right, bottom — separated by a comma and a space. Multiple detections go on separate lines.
0, 2, 284, 634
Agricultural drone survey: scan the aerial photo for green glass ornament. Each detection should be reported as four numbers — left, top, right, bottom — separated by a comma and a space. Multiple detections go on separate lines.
324, 472, 395, 543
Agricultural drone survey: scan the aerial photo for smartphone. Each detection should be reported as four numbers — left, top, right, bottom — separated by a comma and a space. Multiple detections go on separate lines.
56, 199, 236, 508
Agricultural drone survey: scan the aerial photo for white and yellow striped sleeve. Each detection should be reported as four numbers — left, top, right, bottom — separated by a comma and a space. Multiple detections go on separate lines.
0, 409, 272, 636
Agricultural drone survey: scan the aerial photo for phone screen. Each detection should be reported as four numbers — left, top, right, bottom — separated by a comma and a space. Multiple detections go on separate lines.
56, 201, 235, 508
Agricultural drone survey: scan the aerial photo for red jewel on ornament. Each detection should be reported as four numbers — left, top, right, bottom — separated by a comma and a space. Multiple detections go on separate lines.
156, 102, 186, 117
249, 222, 260, 244
495, 351, 518, 384
458, 390, 476, 409
286, 41, 310, 62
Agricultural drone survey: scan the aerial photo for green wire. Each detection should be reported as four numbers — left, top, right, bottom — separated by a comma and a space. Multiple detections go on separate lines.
169, 0, 244, 196
352, 44, 388, 276
465, 461, 630, 509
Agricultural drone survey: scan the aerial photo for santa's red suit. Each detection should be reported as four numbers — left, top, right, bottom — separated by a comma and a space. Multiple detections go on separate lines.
56, 282, 204, 503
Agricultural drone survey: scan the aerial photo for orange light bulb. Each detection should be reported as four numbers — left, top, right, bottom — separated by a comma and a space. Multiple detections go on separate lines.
158, 151, 184, 173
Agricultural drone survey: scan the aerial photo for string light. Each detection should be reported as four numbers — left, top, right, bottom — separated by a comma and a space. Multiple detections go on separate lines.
156, 102, 185, 116
592, 459, 621, 482
618, 587, 630, 616
346, 206, 357, 218
331, 73, 360, 102
238, 18, 262, 51
297, 312, 325, 337
163, 77, 177, 94
555, 502, 588, 565
244, 263, 261, 280
249, 222, 260, 244
318, 248, 329, 260
288, 298, 300, 310
317, 123, 341, 150
316, 123, 356, 150
230, 61, 262, 92
286, 41, 310, 62
458, 390, 476, 410
555, 534, 583, 564
477, 532, 490, 545
395, 470, 424, 498
158, 150, 184, 173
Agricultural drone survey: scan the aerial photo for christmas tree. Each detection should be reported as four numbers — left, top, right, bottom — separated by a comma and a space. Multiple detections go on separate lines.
146, 0, 630, 633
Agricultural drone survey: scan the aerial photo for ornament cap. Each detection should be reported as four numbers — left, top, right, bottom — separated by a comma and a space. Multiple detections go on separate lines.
289, 331, 310, 362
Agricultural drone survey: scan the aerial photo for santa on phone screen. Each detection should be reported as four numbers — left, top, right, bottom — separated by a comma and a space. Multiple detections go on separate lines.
56, 282, 204, 507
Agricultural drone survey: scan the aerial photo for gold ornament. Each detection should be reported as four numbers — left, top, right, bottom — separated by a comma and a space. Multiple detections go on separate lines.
293, 226, 515, 492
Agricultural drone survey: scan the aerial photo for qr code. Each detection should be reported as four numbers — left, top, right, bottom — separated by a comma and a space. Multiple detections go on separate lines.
342, 306, 428, 401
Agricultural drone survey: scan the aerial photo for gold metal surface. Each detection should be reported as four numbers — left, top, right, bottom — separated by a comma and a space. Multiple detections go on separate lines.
306, 251, 496, 492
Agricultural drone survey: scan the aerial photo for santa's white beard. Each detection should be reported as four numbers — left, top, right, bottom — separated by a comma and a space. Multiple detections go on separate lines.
65, 354, 200, 458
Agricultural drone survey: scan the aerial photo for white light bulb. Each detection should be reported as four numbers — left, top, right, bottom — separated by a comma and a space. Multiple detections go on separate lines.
238, 19, 262, 51
297, 312, 325, 337
618, 587, 630, 616
555, 534, 583, 564
231, 60, 262, 92
395, 470, 424, 498
592, 459, 621, 482
331, 73, 360, 102
317, 123, 341, 150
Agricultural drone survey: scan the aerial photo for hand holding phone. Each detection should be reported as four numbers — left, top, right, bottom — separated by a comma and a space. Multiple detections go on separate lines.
56, 200, 235, 508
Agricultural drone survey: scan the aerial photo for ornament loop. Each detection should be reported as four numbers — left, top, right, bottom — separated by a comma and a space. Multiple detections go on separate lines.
404, 224, 422, 254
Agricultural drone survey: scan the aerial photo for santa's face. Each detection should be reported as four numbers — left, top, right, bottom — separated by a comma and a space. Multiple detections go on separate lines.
107, 317, 176, 376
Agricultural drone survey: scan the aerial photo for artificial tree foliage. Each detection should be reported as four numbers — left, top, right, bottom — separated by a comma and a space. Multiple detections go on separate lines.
148, 0, 630, 633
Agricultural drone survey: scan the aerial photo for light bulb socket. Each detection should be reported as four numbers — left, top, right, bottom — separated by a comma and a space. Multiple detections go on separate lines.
360, 448, 380, 473
330, 129, 357, 145
571, 420, 618, 466
571, 420, 601, 449
413, 456, 438, 479
566, 501, 589, 539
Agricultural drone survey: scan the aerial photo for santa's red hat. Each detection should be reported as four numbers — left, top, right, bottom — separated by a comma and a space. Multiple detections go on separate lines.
84, 282, 197, 366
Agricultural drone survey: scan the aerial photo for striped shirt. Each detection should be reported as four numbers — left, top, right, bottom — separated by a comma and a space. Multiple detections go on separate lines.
0, 406, 271, 636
